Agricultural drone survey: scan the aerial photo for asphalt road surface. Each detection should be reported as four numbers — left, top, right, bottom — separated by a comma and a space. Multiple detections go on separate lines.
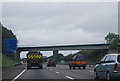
16, 64, 96, 80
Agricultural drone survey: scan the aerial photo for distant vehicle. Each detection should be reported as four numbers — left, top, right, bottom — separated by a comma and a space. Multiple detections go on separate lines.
47, 58, 56, 67
21, 58, 27, 63
69, 54, 87, 69
26, 51, 43, 69
94, 53, 120, 81
61, 60, 65, 64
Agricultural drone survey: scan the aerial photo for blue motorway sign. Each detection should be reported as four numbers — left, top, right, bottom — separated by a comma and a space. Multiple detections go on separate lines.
4, 39, 17, 54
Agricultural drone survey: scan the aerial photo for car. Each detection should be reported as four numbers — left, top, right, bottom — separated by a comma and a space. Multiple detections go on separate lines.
47, 58, 56, 67
94, 53, 120, 81
69, 54, 87, 69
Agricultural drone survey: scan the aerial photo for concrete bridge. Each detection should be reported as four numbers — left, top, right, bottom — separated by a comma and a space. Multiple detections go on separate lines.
15, 44, 109, 61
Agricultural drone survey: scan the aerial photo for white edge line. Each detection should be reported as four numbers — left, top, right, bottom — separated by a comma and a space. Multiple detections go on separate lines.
89, 71, 94, 73
11, 68, 27, 81
66, 76, 74, 80
56, 71, 59, 74
50, 69, 53, 71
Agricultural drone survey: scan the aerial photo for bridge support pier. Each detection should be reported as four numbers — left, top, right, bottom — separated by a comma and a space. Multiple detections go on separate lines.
14, 50, 21, 61
53, 50, 59, 63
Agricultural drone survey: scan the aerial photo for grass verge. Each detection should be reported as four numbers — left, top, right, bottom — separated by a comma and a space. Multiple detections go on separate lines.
2, 54, 18, 68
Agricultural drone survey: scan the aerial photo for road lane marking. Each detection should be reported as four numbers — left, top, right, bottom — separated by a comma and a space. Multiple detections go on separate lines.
89, 71, 94, 72
50, 69, 53, 71
43, 66, 46, 69
66, 76, 74, 80
56, 71, 59, 74
11, 68, 27, 81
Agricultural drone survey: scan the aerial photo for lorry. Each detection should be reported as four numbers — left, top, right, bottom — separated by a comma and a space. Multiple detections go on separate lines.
69, 54, 87, 69
26, 51, 43, 69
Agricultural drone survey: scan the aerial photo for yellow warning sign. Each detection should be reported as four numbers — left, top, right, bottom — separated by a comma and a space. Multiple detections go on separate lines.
27, 55, 42, 59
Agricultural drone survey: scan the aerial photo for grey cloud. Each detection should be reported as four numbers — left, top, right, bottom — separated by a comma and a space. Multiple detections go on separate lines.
2, 2, 118, 47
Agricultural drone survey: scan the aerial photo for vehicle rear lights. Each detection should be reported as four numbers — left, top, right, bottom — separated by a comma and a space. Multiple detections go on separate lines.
114, 63, 119, 72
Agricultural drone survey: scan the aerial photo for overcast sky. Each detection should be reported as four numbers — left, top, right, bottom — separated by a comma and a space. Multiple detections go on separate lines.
2, 2, 118, 58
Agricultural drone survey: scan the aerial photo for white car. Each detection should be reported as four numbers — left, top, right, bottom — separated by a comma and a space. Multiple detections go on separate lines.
94, 53, 120, 81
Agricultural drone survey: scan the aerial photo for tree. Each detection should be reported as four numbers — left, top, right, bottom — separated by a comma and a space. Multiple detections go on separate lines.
105, 33, 120, 49
105, 33, 118, 44
58, 53, 64, 62
47, 55, 54, 59
64, 54, 73, 62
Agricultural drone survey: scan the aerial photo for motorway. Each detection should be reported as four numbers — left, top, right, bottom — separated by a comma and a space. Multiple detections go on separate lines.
15, 64, 96, 80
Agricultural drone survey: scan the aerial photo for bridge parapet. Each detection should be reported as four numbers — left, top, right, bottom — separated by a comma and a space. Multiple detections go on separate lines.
18, 44, 109, 51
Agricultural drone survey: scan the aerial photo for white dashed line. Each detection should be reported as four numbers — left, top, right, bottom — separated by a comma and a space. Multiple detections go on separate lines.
56, 71, 59, 74
89, 71, 94, 73
11, 68, 27, 81
50, 69, 53, 71
66, 76, 74, 80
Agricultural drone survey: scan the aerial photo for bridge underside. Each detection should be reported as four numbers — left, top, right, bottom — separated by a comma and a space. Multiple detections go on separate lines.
15, 44, 109, 61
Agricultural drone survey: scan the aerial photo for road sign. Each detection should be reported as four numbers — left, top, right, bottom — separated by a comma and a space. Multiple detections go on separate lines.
4, 39, 17, 54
